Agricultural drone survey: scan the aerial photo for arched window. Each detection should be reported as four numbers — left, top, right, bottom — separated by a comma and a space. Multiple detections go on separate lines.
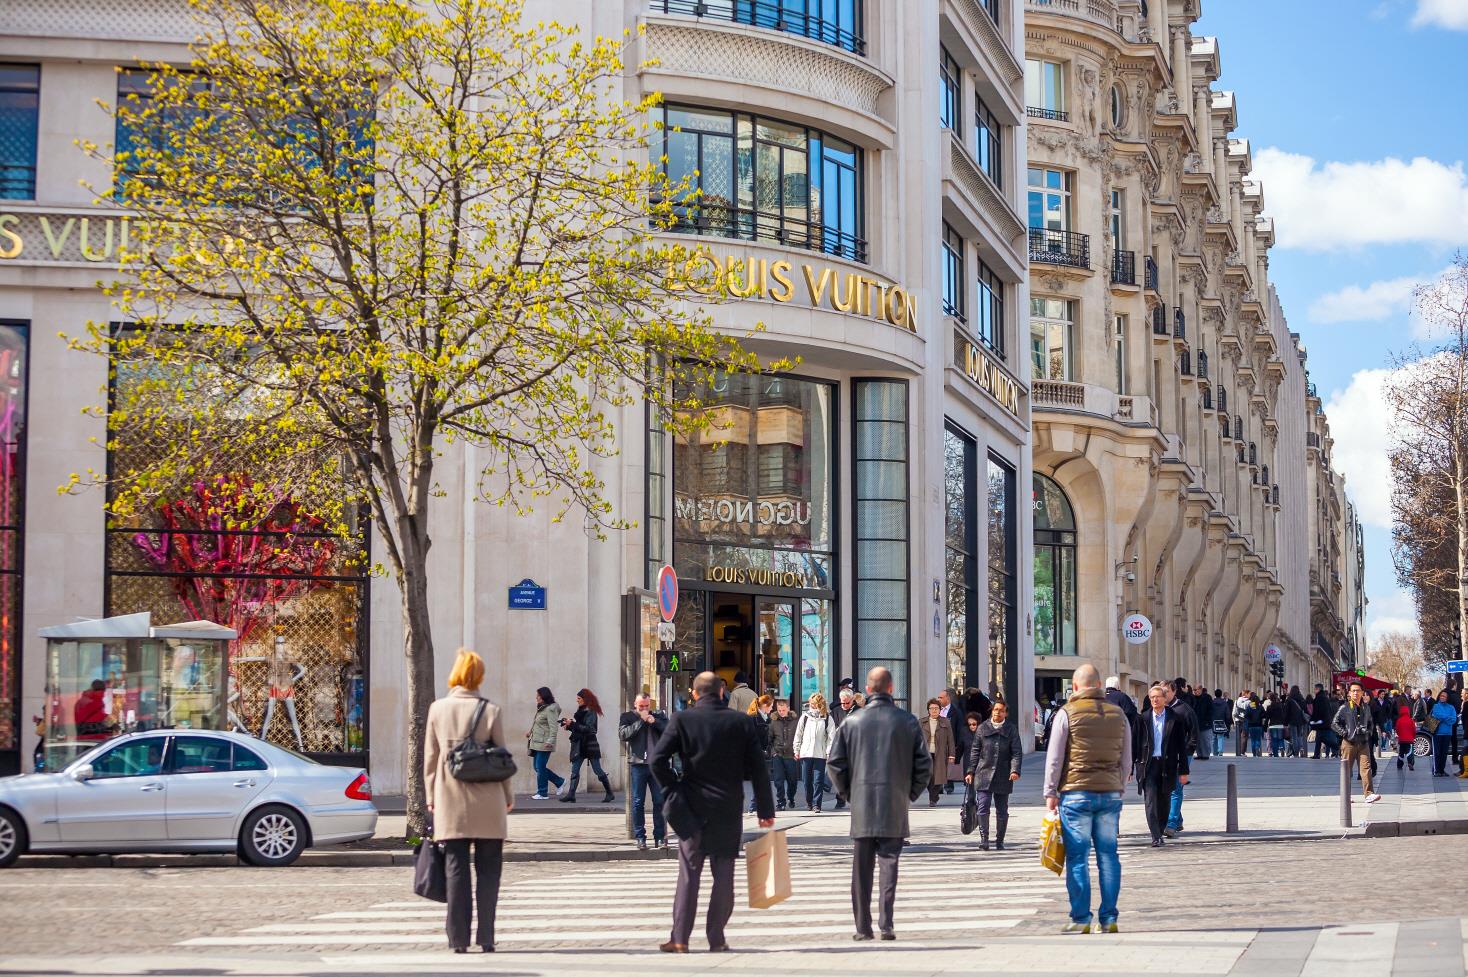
1033, 473, 1077, 657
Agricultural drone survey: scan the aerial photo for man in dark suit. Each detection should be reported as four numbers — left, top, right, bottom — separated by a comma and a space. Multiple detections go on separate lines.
650, 671, 775, 953
827, 666, 930, 942
1133, 684, 1191, 847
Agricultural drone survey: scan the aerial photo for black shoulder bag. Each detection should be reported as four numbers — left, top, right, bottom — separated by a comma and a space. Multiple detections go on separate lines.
447, 699, 518, 783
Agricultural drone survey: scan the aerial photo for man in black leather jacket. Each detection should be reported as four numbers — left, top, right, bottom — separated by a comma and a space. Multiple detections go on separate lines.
619, 693, 670, 850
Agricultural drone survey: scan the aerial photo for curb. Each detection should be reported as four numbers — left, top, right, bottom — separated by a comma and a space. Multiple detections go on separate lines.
1362, 818, 1468, 838
15, 845, 682, 869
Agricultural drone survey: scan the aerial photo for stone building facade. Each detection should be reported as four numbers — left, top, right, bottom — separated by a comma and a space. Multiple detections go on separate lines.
1021, 0, 1354, 701
0, 0, 1036, 791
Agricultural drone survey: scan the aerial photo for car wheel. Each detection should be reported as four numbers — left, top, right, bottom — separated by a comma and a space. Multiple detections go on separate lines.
0, 807, 27, 868
1415, 734, 1432, 758
239, 806, 308, 867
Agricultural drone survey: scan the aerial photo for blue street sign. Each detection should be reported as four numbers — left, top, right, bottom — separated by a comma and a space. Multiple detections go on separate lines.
1447, 659, 1468, 674
508, 579, 546, 610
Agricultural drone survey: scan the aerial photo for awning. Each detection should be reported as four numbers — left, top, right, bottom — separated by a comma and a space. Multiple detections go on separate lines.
1332, 671, 1393, 692
38, 612, 238, 641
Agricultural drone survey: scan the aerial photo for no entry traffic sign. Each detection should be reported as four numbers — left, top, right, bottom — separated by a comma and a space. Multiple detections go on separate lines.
657, 565, 679, 623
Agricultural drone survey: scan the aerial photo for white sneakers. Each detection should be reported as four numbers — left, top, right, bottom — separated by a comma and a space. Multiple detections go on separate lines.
1365, 793, 1381, 804
530, 793, 549, 801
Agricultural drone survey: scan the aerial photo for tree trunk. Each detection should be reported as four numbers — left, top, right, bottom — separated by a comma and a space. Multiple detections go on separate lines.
400, 533, 437, 840
1458, 449, 1468, 665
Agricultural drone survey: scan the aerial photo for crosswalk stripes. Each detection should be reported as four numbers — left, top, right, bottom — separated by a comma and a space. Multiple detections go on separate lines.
177, 845, 1115, 950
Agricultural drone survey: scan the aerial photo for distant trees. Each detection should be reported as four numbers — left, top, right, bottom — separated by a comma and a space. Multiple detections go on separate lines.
1366, 631, 1428, 690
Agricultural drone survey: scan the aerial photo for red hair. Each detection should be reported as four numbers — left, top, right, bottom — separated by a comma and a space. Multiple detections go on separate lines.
577, 688, 603, 716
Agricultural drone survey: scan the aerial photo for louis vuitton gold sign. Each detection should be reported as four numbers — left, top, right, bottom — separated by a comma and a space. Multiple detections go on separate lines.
959, 338, 1022, 417
667, 250, 918, 334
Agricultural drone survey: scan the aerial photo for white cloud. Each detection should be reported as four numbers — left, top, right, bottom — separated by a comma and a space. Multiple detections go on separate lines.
1253, 148, 1468, 251
1367, 588, 1419, 645
1323, 368, 1398, 531
1307, 265, 1457, 334
1413, 0, 1468, 29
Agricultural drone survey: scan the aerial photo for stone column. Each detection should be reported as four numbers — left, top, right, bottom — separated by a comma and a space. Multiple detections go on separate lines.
1215, 140, 1229, 219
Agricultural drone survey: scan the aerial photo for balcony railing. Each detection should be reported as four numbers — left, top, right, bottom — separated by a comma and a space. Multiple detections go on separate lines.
1029, 227, 1090, 269
1217, 385, 1227, 412
1026, 106, 1071, 123
1144, 255, 1159, 291
1272, 484, 1280, 505
652, 0, 866, 55
1179, 350, 1192, 376
1025, 0, 1118, 29
1032, 380, 1086, 408
1151, 304, 1168, 335
1173, 308, 1186, 341
1111, 250, 1136, 286
671, 204, 867, 263
1197, 351, 1209, 380
1201, 387, 1213, 410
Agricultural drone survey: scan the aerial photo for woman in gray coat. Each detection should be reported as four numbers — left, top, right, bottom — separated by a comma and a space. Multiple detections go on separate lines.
964, 701, 1023, 850
424, 649, 513, 952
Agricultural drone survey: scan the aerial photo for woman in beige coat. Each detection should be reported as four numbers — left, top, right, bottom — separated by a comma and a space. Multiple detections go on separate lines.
920, 698, 956, 807
424, 649, 513, 953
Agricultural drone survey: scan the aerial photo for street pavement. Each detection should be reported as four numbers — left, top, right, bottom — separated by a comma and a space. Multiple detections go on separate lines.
1, 834, 1465, 975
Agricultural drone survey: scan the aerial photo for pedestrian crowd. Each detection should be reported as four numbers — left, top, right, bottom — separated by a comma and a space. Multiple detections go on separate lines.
420, 650, 1468, 952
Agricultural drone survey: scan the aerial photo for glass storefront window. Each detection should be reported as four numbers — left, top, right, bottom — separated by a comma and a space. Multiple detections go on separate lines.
944, 425, 977, 695
0, 65, 39, 200
1033, 473, 1077, 657
987, 456, 1016, 704
854, 380, 909, 705
0, 322, 24, 763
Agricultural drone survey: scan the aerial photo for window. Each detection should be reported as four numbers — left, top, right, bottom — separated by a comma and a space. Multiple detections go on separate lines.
940, 46, 962, 135
656, 0, 865, 55
976, 260, 1005, 358
945, 425, 977, 694
90, 738, 169, 779
987, 456, 1016, 703
1024, 59, 1066, 120
942, 223, 965, 321
1109, 189, 1125, 249
1029, 297, 1074, 381
233, 745, 268, 771
854, 380, 909, 706
1033, 473, 1077, 657
1028, 167, 1071, 232
1109, 83, 1127, 129
170, 735, 233, 774
0, 64, 39, 199
115, 68, 209, 188
0, 323, 24, 762
658, 104, 866, 262
974, 94, 1003, 189
1114, 315, 1127, 394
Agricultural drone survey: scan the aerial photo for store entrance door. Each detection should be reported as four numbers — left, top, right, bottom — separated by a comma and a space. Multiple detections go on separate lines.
756, 598, 796, 704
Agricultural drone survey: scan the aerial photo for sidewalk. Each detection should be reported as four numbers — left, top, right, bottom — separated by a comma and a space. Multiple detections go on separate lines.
18, 752, 1464, 868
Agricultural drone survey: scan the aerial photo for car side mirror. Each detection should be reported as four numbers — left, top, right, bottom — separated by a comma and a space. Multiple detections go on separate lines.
71, 763, 95, 782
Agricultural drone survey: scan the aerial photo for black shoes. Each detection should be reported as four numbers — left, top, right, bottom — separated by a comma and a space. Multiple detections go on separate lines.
880, 932, 896, 941
1151, 838, 1164, 847
852, 933, 874, 942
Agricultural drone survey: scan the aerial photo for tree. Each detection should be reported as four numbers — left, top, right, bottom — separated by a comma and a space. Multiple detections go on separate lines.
1387, 255, 1468, 670
69, 0, 761, 835
1366, 631, 1428, 690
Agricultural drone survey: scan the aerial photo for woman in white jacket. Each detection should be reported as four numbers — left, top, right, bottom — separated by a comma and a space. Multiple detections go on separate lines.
794, 693, 836, 812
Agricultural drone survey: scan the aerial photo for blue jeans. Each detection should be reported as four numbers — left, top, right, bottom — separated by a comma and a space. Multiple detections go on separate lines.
1268, 728, 1285, 756
801, 757, 827, 810
1213, 731, 1228, 756
1166, 779, 1184, 831
531, 749, 563, 796
1248, 728, 1263, 755
1058, 791, 1123, 926
628, 763, 665, 842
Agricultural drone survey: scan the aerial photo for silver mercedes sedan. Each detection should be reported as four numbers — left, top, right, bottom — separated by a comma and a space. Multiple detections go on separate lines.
0, 729, 377, 867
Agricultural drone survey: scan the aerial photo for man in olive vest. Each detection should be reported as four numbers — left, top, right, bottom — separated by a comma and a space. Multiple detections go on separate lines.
1044, 663, 1133, 935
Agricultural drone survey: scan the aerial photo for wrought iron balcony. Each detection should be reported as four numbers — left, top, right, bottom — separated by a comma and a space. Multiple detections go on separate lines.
1272, 484, 1280, 505
1029, 227, 1090, 269
1173, 308, 1186, 341
1201, 386, 1213, 410
652, 0, 867, 55
1144, 255, 1159, 291
1248, 442, 1257, 466
1151, 304, 1168, 335
1234, 415, 1243, 440
1179, 350, 1192, 376
1217, 385, 1227, 412
1111, 250, 1136, 286
1197, 351, 1209, 380
1026, 106, 1071, 123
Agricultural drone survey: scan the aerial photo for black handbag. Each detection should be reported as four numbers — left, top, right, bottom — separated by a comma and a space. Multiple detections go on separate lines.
448, 699, 517, 783
959, 782, 978, 835
412, 836, 446, 903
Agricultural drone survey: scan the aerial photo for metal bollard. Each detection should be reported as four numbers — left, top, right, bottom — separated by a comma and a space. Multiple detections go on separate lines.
1339, 757, 1352, 828
1225, 763, 1238, 833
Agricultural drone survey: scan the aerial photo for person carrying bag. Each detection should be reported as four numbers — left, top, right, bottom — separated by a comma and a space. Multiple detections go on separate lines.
424, 649, 515, 953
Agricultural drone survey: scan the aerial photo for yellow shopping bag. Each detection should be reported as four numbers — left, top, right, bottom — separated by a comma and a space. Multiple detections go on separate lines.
745, 827, 792, 909
1039, 813, 1065, 876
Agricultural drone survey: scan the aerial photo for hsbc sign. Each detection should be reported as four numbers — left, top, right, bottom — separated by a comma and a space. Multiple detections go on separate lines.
1122, 614, 1153, 645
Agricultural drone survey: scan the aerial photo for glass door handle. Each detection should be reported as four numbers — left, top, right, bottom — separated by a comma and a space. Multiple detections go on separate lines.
233, 779, 257, 788
139, 782, 164, 792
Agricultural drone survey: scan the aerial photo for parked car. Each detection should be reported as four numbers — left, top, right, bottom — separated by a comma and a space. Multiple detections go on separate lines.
0, 729, 376, 868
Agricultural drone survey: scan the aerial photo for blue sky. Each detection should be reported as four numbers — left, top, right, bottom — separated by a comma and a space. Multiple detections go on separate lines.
1194, 0, 1468, 652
